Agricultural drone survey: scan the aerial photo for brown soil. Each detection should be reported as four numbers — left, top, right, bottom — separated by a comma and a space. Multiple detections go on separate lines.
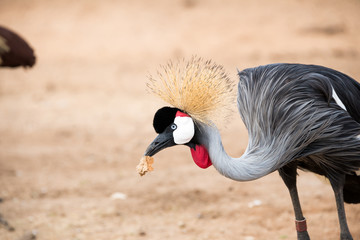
0, 0, 359, 239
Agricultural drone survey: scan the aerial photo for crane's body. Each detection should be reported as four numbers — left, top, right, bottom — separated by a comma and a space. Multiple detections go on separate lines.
143, 58, 360, 240
201, 64, 360, 185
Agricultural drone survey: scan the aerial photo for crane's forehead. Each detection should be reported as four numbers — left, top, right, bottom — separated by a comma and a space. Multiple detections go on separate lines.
153, 107, 180, 133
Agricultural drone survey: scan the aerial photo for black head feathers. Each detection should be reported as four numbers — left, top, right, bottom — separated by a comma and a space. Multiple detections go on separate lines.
153, 107, 181, 133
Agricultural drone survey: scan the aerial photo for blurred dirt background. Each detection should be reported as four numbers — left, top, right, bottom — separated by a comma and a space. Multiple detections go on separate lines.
0, 0, 360, 239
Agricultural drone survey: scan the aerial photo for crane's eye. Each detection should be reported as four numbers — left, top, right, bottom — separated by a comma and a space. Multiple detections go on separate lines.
171, 124, 177, 130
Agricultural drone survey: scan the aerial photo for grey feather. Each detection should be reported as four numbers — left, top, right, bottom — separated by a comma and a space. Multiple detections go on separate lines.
197, 63, 360, 181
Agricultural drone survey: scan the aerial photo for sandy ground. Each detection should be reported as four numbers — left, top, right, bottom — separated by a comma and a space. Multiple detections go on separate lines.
0, 0, 360, 239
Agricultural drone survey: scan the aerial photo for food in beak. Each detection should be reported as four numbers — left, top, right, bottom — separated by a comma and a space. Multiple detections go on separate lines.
136, 156, 154, 176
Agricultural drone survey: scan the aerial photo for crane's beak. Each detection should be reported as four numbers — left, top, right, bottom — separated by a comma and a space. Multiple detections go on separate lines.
144, 131, 175, 157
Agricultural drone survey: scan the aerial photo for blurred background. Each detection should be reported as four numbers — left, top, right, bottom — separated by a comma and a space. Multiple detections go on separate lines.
0, 0, 359, 239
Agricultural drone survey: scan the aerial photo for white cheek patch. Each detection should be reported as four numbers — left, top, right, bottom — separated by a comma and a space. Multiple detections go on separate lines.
173, 116, 195, 144
332, 87, 347, 111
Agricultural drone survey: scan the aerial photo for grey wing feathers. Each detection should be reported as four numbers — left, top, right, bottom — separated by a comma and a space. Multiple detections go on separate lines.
237, 63, 360, 175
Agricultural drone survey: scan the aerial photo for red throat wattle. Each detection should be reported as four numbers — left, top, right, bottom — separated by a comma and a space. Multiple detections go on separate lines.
190, 145, 212, 169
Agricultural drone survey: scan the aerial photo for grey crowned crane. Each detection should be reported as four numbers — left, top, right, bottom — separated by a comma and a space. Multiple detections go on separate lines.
0, 25, 36, 68
142, 57, 360, 240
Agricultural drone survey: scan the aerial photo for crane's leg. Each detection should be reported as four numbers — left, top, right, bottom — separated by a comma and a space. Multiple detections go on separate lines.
279, 163, 310, 240
328, 173, 353, 240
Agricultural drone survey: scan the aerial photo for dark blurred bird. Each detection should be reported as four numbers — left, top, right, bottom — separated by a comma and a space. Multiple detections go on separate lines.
143, 57, 360, 240
0, 25, 36, 68
0, 25, 36, 231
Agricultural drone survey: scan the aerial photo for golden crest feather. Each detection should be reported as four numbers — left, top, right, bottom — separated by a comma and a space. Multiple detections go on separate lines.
147, 56, 236, 125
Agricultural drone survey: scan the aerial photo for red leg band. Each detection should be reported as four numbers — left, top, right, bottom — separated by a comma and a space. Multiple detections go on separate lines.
295, 219, 307, 232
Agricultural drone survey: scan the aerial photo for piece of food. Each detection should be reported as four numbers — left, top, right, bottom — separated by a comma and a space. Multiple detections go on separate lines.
136, 156, 154, 176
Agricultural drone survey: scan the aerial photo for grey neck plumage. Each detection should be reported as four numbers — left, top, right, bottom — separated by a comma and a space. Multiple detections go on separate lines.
197, 123, 279, 181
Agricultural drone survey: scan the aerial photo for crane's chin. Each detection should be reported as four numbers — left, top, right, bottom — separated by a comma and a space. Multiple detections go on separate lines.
144, 132, 175, 157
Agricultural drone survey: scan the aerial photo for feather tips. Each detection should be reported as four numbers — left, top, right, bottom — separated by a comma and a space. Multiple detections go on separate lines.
147, 57, 236, 125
